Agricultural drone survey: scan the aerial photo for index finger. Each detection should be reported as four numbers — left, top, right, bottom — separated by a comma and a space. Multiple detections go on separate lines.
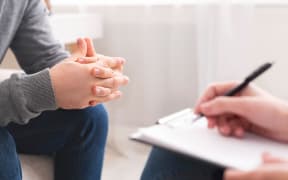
194, 81, 240, 114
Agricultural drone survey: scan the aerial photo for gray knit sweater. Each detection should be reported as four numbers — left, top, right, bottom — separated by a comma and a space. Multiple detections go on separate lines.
0, 0, 69, 126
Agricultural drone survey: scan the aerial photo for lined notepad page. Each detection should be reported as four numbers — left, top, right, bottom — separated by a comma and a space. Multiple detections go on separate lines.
131, 109, 288, 171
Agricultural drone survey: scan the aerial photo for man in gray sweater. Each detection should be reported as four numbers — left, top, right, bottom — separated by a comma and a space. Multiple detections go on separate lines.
0, 0, 129, 179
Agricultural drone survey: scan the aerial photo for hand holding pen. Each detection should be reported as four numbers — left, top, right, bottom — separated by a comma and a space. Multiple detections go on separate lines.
193, 62, 273, 122
192, 62, 288, 141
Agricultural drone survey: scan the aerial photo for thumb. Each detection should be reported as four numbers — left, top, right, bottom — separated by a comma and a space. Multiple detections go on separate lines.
84, 37, 97, 57
224, 169, 252, 180
200, 96, 255, 118
262, 152, 288, 164
71, 38, 87, 57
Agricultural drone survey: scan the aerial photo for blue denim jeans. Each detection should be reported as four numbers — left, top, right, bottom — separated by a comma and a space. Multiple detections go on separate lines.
141, 147, 225, 180
0, 105, 108, 180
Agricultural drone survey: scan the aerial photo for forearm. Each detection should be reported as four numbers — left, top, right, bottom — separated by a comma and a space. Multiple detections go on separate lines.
0, 69, 57, 126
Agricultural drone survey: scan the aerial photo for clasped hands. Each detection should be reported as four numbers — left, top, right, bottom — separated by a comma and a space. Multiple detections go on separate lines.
50, 38, 129, 109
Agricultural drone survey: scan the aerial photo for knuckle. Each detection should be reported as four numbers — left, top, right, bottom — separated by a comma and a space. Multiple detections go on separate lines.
206, 82, 222, 90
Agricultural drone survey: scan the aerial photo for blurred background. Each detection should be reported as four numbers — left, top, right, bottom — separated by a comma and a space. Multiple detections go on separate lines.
3, 0, 288, 179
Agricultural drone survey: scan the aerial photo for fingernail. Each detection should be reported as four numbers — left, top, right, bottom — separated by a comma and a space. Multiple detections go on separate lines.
116, 57, 125, 64
77, 58, 84, 63
80, 38, 85, 47
77, 39, 81, 46
116, 91, 122, 97
95, 87, 102, 95
94, 69, 101, 75
118, 59, 124, 64
124, 76, 130, 83
120, 58, 126, 64
77, 38, 84, 48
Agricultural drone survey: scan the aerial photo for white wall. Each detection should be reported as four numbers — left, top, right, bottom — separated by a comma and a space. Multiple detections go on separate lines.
251, 5, 288, 100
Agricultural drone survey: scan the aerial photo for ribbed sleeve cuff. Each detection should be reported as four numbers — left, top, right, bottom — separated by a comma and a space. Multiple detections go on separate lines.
21, 69, 57, 112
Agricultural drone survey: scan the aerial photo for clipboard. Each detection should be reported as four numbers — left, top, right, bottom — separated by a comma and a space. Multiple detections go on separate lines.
130, 108, 288, 171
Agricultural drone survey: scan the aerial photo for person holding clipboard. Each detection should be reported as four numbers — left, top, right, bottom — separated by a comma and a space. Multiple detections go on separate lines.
141, 62, 288, 180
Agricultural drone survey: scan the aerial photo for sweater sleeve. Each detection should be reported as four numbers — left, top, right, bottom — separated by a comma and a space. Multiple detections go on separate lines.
0, 69, 57, 126
0, 0, 71, 126
10, 0, 69, 74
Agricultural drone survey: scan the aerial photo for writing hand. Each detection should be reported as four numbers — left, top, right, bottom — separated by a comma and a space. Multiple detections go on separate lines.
194, 82, 288, 142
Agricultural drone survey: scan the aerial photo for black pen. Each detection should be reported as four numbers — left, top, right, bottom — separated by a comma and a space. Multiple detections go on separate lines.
192, 62, 274, 122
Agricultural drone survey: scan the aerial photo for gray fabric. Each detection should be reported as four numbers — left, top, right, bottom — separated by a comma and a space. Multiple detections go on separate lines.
0, 0, 69, 126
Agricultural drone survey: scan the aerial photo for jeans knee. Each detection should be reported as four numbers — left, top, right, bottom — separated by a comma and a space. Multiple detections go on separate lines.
83, 104, 108, 130
0, 128, 17, 154
0, 128, 21, 179
0, 128, 15, 146
74, 104, 109, 144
